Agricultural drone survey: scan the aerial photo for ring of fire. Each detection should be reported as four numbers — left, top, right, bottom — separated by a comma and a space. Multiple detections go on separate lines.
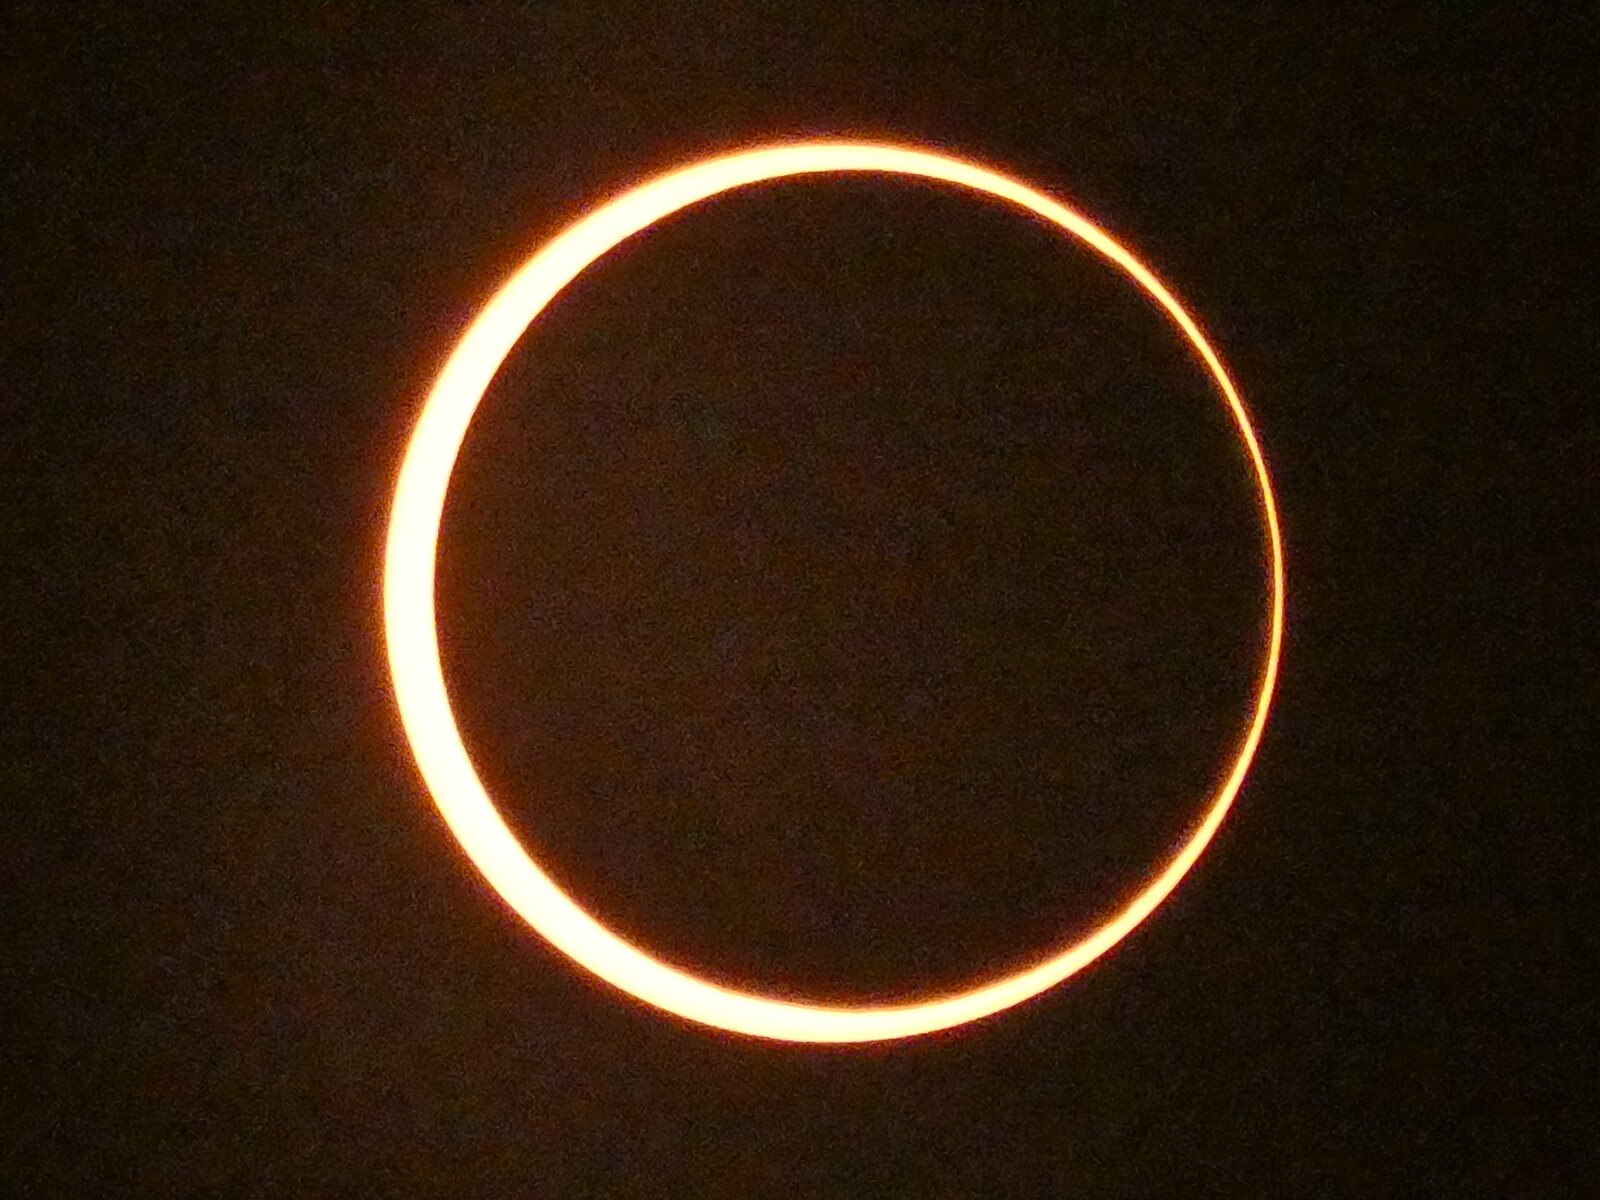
384, 141, 1286, 1043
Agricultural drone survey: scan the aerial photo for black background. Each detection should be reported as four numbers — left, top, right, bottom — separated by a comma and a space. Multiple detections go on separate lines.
4, 3, 1590, 1194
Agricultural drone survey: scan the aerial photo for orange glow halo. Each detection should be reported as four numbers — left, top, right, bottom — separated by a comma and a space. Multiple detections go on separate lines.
383, 141, 1286, 1043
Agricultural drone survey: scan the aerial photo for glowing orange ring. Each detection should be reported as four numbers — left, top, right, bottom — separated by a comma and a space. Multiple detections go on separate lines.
384, 142, 1285, 1042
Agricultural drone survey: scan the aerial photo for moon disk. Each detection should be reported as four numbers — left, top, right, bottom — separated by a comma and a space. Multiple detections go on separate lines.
384, 142, 1286, 1042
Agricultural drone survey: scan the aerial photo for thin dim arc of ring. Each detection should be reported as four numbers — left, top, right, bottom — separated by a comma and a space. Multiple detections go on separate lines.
383, 141, 1286, 1043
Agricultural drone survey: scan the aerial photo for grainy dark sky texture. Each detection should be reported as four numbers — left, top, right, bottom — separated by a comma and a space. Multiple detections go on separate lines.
4, 3, 1588, 1193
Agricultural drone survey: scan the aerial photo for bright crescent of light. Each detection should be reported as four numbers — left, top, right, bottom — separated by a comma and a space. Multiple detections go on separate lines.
384, 141, 1286, 1043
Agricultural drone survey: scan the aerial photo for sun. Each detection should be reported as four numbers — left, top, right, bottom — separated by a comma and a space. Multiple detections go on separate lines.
383, 141, 1286, 1042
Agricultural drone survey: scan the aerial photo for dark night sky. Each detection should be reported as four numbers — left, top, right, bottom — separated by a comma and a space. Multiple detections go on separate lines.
4, 3, 1590, 1193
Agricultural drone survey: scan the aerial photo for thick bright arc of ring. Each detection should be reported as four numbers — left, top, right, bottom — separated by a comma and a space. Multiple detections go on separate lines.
384, 141, 1286, 1043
